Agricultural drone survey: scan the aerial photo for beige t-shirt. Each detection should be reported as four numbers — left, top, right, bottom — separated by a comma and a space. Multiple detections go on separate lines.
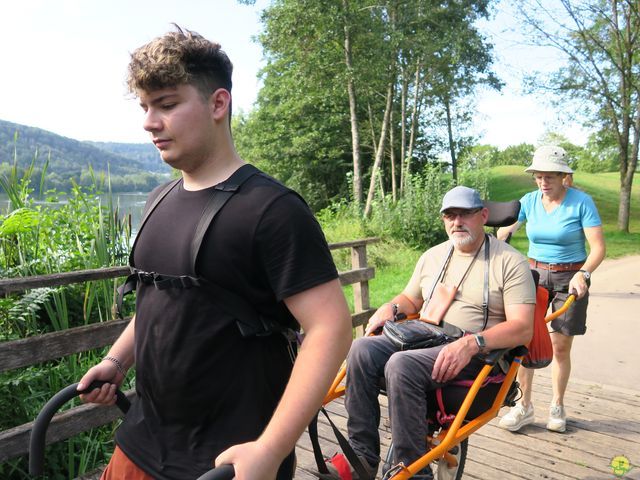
404, 236, 536, 333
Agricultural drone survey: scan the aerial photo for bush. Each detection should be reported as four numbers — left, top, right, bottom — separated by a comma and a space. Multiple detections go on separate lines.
319, 166, 490, 253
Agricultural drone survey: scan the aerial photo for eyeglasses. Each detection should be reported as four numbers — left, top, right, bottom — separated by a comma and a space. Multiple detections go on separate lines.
441, 208, 482, 221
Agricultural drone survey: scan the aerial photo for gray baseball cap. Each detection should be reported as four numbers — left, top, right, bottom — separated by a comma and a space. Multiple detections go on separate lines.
440, 186, 484, 213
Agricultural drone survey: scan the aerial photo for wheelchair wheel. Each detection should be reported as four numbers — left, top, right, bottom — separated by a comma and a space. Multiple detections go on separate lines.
434, 438, 467, 480
382, 439, 467, 479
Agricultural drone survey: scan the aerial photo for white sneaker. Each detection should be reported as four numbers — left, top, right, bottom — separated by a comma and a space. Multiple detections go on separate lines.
498, 403, 535, 431
547, 405, 567, 432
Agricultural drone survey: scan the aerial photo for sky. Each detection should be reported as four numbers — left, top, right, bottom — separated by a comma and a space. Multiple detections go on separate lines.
1, 0, 590, 149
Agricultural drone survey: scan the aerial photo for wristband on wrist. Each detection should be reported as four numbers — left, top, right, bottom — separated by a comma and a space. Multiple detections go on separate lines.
104, 356, 127, 377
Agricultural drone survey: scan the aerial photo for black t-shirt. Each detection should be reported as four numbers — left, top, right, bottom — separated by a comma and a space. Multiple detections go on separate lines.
115, 166, 338, 479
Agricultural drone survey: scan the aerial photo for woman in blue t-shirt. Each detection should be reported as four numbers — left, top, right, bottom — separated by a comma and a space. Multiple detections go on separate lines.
496, 145, 605, 434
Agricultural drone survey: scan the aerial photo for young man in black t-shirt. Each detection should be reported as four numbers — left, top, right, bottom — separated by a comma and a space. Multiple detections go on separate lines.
78, 26, 352, 480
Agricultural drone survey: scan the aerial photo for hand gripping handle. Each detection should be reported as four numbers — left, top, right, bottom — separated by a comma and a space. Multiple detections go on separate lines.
29, 380, 130, 476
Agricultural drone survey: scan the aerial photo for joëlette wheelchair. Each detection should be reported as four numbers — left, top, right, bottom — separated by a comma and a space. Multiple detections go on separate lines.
318, 200, 576, 480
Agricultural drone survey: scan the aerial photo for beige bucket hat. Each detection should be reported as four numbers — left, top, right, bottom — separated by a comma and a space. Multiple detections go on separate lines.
524, 145, 573, 174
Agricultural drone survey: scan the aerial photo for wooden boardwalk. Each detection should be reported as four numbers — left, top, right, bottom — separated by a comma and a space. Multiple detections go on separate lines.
295, 371, 640, 480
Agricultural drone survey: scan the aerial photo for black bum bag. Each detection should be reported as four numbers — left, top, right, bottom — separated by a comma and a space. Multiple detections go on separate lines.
383, 319, 465, 351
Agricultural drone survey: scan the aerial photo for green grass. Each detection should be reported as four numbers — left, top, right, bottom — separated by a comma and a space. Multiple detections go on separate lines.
321, 213, 422, 309
324, 166, 640, 313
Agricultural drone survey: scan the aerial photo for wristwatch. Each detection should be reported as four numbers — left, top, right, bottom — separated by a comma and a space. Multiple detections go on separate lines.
579, 269, 591, 280
473, 333, 487, 353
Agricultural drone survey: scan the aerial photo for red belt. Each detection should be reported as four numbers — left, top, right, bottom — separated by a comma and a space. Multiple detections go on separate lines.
528, 258, 584, 272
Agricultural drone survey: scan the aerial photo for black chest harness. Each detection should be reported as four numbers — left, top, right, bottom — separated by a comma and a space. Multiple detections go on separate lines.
116, 164, 295, 341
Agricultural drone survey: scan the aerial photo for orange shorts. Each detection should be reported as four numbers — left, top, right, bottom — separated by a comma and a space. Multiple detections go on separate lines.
100, 446, 154, 480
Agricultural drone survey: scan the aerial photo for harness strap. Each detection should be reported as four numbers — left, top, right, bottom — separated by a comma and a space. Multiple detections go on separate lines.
190, 164, 261, 274
127, 178, 182, 268
116, 165, 260, 319
309, 408, 372, 480
481, 234, 490, 330
116, 272, 139, 318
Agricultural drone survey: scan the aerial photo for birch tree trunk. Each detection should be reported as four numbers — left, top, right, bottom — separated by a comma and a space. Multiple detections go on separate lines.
364, 81, 394, 217
399, 69, 408, 194
342, 0, 363, 207
402, 60, 422, 194
444, 96, 458, 183
390, 107, 397, 202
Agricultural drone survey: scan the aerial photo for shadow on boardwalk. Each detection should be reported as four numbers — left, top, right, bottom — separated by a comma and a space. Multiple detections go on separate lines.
296, 371, 640, 479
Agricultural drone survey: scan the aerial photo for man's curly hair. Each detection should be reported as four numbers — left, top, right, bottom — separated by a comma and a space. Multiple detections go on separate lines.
127, 24, 233, 100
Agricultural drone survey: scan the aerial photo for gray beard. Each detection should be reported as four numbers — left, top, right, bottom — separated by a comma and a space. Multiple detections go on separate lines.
449, 230, 476, 248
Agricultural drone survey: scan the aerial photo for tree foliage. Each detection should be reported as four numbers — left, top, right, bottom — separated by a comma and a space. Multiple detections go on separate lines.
234, 0, 501, 212
516, 0, 639, 232
458, 132, 619, 174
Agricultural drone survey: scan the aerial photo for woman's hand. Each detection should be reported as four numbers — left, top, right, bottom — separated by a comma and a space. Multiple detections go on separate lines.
568, 271, 589, 299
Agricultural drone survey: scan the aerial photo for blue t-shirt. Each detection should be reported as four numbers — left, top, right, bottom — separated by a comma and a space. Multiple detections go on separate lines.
518, 187, 601, 263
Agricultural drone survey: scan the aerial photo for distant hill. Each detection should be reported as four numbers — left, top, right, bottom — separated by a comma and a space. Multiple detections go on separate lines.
85, 141, 170, 173
0, 119, 171, 192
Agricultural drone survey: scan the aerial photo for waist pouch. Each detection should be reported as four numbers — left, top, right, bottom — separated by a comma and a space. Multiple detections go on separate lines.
383, 319, 464, 351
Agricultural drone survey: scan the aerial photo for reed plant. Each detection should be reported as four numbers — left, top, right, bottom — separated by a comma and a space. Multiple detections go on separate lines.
0, 152, 132, 478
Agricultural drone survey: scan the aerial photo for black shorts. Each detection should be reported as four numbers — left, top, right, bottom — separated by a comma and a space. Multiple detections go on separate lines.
533, 267, 589, 336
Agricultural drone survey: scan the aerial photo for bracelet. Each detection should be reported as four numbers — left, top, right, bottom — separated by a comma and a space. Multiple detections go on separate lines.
104, 356, 127, 377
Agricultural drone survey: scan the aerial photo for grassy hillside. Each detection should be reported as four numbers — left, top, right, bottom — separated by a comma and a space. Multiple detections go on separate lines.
347, 166, 639, 306
487, 166, 639, 258
0, 119, 170, 192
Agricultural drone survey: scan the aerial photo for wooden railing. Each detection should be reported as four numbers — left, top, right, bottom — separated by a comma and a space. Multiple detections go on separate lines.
0, 237, 379, 467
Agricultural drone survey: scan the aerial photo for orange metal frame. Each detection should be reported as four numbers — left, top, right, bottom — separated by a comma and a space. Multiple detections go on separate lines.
321, 294, 576, 479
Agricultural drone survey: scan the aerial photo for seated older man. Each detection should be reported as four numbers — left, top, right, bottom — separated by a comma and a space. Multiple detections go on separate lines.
340, 186, 536, 479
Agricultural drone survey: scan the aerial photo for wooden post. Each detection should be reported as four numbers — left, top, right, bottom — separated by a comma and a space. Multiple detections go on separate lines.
351, 244, 370, 337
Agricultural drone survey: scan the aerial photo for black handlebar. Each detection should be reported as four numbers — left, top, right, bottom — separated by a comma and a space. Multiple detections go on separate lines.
196, 464, 235, 480
29, 381, 235, 479
29, 380, 130, 477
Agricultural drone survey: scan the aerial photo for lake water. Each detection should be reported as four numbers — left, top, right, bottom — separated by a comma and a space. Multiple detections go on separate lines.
0, 192, 149, 233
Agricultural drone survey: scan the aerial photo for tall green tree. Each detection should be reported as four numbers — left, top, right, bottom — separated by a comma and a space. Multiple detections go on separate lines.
236, 0, 500, 213
518, 0, 639, 232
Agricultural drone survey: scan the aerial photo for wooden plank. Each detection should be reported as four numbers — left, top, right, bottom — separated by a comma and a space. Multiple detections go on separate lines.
0, 239, 379, 296
527, 374, 640, 417
470, 426, 614, 478
351, 309, 376, 328
329, 238, 380, 250
0, 266, 131, 295
1, 267, 371, 375
0, 389, 135, 463
510, 374, 640, 436
0, 309, 376, 375
339, 267, 375, 286
465, 445, 578, 479
292, 374, 640, 479
0, 319, 130, 374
